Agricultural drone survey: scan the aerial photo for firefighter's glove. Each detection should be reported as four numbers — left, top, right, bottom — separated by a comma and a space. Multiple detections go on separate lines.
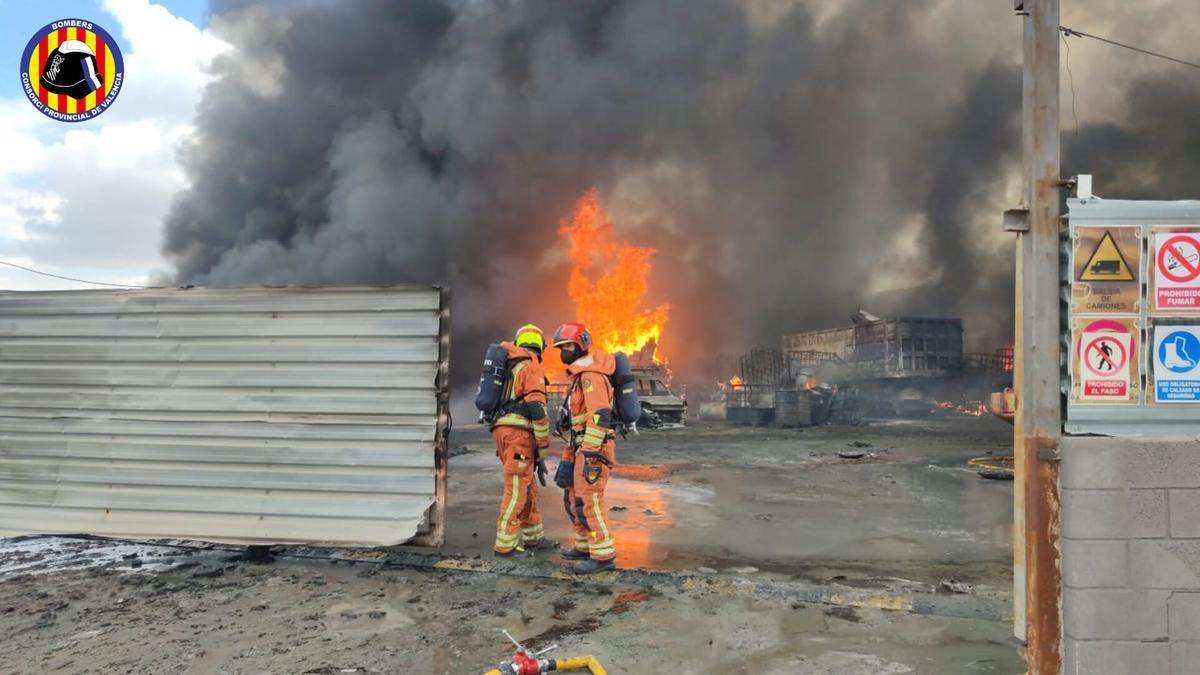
554, 460, 574, 489
536, 459, 548, 487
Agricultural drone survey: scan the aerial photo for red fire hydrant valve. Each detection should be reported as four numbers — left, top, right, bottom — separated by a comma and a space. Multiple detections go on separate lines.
513, 650, 541, 675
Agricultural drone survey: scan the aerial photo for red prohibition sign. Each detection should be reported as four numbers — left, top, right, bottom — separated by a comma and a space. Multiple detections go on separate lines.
1084, 335, 1126, 377
1158, 235, 1200, 283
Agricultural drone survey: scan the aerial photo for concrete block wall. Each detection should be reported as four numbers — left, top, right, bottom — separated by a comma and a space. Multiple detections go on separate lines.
1061, 437, 1200, 674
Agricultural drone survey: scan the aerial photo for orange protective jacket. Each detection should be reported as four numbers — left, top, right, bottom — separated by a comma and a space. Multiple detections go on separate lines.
561, 349, 616, 462
489, 342, 550, 450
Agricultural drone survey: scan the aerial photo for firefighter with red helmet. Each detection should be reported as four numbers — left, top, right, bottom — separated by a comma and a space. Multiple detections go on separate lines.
551, 322, 618, 573
491, 324, 551, 556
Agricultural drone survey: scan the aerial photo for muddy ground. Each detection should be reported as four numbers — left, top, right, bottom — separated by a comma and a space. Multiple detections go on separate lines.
0, 415, 1023, 674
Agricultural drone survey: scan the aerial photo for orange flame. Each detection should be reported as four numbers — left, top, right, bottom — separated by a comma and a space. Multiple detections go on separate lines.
728, 375, 745, 390
558, 189, 669, 359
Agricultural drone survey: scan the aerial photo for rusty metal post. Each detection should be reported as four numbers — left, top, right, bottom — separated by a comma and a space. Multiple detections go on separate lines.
1014, 0, 1063, 671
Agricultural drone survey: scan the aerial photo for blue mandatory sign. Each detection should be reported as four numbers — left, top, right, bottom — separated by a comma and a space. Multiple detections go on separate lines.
1156, 328, 1200, 403
1158, 330, 1200, 374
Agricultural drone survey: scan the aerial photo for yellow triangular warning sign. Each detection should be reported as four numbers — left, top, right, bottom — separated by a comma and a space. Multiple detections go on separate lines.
1079, 231, 1135, 282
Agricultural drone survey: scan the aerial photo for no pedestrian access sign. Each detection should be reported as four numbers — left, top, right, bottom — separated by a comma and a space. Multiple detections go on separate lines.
1155, 232, 1200, 311
1073, 318, 1137, 404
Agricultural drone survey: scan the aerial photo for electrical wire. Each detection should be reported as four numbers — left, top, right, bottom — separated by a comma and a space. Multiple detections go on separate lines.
1060, 26, 1200, 72
0, 258, 152, 288
1061, 30, 1079, 144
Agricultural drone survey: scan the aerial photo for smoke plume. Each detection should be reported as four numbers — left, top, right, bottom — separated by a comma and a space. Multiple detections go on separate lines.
162, 0, 1196, 383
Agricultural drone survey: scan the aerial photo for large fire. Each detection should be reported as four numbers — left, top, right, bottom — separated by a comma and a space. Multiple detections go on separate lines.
546, 189, 669, 373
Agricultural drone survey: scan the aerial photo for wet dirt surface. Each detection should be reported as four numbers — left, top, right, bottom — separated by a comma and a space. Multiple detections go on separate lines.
443, 416, 1014, 588
0, 415, 1022, 673
0, 541, 1021, 674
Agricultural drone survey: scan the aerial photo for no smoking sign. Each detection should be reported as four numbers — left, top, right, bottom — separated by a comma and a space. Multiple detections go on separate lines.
1155, 232, 1200, 311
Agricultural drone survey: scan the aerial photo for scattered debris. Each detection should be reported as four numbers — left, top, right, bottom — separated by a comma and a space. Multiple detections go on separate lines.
240, 545, 279, 565
611, 589, 654, 614
847, 441, 873, 448
551, 597, 577, 620
969, 456, 1014, 480
524, 617, 602, 649
838, 451, 867, 460
825, 606, 862, 623
938, 579, 972, 595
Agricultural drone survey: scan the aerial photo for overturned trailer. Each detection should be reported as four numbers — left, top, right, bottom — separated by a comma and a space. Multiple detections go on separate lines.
0, 286, 450, 548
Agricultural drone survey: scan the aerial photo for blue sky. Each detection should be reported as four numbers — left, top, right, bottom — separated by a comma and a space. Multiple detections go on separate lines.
2, 0, 208, 99
0, 0, 224, 289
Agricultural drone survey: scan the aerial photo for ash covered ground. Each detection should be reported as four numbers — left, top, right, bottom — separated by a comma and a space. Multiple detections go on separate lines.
1, 415, 1021, 674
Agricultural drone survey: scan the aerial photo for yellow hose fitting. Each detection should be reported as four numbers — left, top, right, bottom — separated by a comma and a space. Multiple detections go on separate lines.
552, 656, 607, 674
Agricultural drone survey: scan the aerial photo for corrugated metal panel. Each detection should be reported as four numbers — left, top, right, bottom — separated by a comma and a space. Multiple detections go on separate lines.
0, 285, 448, 547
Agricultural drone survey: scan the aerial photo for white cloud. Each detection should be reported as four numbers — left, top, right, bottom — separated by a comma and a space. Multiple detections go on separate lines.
0, 0, 228, 289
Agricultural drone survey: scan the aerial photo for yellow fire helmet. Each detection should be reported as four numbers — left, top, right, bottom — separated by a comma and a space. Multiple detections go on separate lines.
514, 324, 546, 354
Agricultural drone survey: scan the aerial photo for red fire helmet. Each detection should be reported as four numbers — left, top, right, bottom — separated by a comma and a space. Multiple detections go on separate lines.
552, 322, 592, 350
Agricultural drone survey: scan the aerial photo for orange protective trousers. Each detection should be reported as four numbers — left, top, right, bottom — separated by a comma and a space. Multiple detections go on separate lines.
493, 426, 543, 553
562, 439, 616, 561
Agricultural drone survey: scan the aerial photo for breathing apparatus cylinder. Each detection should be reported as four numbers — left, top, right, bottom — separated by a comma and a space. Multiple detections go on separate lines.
611, 352, 641, 427
474, 343, 510, 422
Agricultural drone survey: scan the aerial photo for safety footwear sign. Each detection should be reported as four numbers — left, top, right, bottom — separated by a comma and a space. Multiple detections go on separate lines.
1154, 232, 1200, 312
1072, 318, 1138, 404
1073, 227, 1140, 315
1154, 326, 1200, 402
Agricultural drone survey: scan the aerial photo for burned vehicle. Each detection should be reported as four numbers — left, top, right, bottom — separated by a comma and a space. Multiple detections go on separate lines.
632, 365, 687, 428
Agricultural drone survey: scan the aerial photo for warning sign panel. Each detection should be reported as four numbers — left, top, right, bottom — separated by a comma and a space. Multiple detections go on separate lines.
1072, 318, 1139, 404
1154, 326, 1200, 403
1153, 231, 1200, 312
1072, 227, 1140, 315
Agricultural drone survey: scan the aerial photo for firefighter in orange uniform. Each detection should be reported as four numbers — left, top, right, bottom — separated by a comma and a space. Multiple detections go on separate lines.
551, 322, 618, 573
491, 324, 552, 557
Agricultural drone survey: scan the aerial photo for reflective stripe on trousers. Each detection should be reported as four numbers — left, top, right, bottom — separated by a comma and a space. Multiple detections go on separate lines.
563, 439, 616, 561
493, 426, 542, 553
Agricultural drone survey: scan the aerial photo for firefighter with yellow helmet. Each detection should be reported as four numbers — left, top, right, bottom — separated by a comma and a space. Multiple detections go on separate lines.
489, 324, 552, 556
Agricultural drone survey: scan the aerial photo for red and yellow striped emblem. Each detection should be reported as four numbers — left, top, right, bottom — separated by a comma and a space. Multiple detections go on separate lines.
27, 28, 114, 114
20, 19, 124, 122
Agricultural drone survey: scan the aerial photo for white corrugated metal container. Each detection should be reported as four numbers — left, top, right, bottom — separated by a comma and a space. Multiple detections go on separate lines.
0, 285, 450, 547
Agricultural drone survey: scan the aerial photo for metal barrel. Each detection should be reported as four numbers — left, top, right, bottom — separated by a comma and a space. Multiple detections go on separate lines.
775, 389, 800, 428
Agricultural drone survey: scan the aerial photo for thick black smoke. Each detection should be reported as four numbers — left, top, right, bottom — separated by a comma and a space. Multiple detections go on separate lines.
1065, 73, 1200, 200
165, 0, 1045, 382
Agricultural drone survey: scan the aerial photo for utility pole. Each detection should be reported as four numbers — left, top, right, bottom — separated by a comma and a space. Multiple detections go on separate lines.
1013, 0, 1062, 672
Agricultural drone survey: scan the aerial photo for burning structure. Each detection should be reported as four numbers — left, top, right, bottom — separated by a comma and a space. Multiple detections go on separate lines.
781, 310, 965, 381
718, 310, 1011, 427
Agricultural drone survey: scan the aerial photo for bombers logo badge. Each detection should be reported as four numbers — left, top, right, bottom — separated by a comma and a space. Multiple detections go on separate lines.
19, 19, 124, 122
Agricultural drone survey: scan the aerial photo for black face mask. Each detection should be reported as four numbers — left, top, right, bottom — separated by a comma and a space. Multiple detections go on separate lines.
559, 344, 581, 364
